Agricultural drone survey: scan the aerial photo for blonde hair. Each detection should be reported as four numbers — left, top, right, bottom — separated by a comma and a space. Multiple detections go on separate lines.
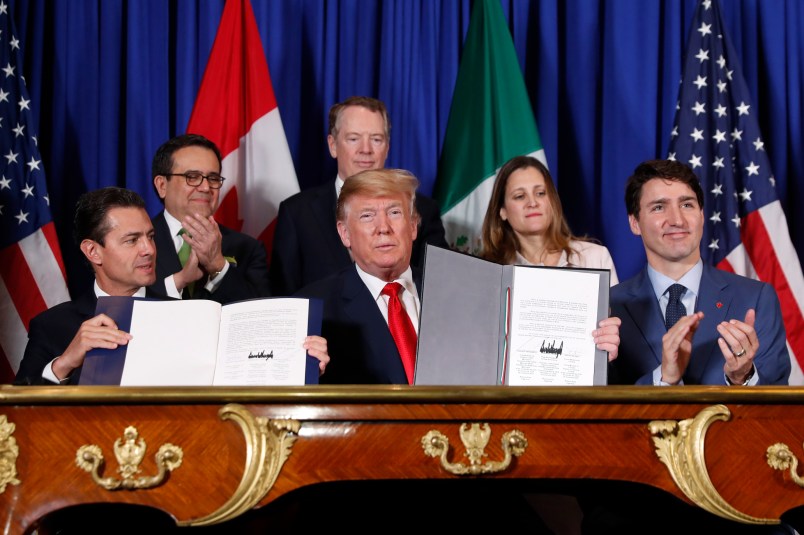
337, 168, 419, 224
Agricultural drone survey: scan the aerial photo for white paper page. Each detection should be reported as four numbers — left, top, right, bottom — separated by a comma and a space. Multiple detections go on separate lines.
507, 267, 600, 386
121, 300, 221, 386
212, 298, 309, 386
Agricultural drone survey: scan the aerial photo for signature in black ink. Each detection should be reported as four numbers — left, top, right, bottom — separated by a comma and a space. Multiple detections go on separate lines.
248, 350, 274, 359
540, 340, 563, 357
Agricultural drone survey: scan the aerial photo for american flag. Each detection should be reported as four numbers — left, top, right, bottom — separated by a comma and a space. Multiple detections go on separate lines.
668, 0, 804, 384
0, 1, 69, 383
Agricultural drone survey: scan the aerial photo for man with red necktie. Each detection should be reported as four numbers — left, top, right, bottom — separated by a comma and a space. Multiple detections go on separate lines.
295, 168, 421, 385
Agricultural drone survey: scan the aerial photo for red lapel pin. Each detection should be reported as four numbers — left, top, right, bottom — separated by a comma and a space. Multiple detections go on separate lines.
716, 302, 723, 309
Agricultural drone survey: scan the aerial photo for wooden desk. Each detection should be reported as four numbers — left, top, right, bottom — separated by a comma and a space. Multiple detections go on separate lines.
2, 385, 804, 533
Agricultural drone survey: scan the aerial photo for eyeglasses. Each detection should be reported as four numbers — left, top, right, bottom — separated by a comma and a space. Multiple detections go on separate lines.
166, 171, 226, 189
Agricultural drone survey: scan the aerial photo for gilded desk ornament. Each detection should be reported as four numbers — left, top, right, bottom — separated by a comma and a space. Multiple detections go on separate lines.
766, 442, 804, 487
75, 425, 183, 491
421, 423, 527, 476
649, 404, 778, 525
179, 403, 300, 527
0, 415, 20, 493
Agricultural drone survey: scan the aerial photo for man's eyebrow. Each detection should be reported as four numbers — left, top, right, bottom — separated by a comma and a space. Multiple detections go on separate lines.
120, 230, 144, 239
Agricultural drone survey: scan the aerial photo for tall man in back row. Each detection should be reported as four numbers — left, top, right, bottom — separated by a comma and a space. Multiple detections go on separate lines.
610, 159, 790, 386
150, 134, 271, 302
269, 96, 448, 295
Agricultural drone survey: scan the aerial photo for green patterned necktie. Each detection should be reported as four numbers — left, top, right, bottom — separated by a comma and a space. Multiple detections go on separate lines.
177, 229, 191, 266
177, 229, 194, 296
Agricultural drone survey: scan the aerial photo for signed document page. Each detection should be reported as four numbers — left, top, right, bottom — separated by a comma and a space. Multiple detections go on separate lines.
121, 300, 221, 386
212, 298, 309, 386
115, 298, 316, 386
507, 266, 601, 386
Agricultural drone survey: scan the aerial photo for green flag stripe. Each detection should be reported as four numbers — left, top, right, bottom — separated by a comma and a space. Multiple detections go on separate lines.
434, 0, 543, 215
442, 148, 545, 253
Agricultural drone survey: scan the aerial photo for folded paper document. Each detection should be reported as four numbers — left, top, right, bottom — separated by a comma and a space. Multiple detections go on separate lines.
415, 245, 610, 386
80, 297, 323, 386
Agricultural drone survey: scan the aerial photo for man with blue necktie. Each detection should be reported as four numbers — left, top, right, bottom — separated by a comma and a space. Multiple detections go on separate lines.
610, 159, 790, 386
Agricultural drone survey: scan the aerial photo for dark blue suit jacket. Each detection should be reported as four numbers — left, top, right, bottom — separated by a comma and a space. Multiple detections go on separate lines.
14, 288, 165, 385
150, 211, 271, 303
295, 265, 421, 384
610, 264, 791, 385
270, 181, 447, 295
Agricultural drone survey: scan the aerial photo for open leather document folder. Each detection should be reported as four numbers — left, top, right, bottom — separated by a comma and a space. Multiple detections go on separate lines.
80, 296, 322, 386
415, 245, 610, 386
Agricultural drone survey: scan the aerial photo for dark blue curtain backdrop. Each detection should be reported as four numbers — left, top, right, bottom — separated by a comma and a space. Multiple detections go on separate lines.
8, 0, 804, 296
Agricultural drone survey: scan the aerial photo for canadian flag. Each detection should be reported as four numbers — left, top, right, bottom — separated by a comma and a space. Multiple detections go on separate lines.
186, 0, 298, 257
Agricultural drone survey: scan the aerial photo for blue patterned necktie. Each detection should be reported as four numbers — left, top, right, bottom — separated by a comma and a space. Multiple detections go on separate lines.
664, 283, 687, 330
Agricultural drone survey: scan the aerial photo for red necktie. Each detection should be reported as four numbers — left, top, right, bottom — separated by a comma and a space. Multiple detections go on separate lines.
381, 282, 417, 384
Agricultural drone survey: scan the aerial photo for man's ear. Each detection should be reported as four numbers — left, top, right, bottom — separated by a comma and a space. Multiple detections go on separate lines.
628, 214, 641, 236
153, 175, 168, 200
336, 220, 350, 248
81, 239, 103, 266
410, 214, 419, 242
327, 135, 337, 159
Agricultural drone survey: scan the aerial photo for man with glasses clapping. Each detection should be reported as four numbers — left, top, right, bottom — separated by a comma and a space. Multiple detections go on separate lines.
150, 134, 271, 303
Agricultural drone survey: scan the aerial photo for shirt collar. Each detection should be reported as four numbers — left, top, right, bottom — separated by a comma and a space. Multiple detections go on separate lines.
163, 209, 184, 237
94, 280, 146, 298
354, 263, 416, 301
335, 175, 345, 199
647, 259, 703, 300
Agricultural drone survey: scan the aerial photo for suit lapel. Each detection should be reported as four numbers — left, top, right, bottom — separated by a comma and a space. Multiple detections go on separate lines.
623, 269, 665, 366
311, 184, 352, 265
153, 212, 182, 280
341, 267, 407, 383
686, 264, 731, 380
75, 291, 99, 317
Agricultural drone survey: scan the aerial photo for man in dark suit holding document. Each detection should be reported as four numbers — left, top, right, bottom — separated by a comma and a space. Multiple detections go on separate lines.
15, 187, 329, 385
15, 187, 161, 385
295, 168, 422, 384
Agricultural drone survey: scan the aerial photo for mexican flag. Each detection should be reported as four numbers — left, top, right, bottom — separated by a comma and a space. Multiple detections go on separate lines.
434, 0, 546, 254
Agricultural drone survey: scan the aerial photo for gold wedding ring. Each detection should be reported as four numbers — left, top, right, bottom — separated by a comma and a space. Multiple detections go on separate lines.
734, 348, 747, 357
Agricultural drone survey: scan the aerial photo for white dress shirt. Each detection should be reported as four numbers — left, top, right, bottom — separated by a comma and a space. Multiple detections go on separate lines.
162, 209, 229, 297
354, 264, 420, 334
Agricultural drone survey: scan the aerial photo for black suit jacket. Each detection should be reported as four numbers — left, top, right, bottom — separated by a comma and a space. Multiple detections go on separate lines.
295, 265, 421, 384
270, 181, 447, 295
14, 288, 164, 385
150, 211, 271, 303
